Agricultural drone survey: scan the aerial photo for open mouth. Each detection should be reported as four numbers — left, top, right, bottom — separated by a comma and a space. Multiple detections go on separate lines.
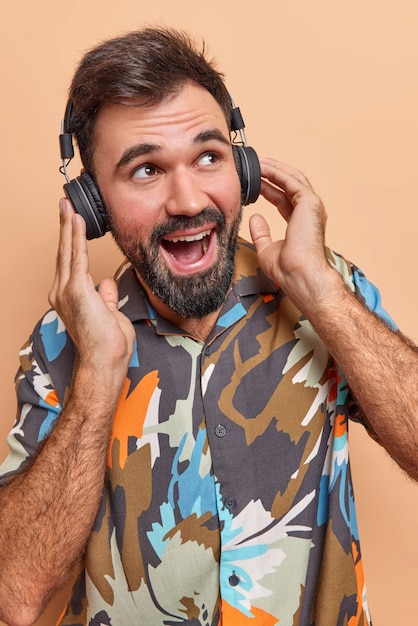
160, 228, 213, 268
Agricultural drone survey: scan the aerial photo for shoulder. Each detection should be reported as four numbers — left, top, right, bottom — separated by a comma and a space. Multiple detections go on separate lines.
326, 248, 396, 328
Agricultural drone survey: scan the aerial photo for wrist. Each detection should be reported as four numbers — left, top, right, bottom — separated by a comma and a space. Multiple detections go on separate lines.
298, 268, 355, 339
282, 262, 343, 318
70, 360, 128, 411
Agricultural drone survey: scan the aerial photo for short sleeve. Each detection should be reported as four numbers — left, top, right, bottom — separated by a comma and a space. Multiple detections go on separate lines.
0, 311, 74, 486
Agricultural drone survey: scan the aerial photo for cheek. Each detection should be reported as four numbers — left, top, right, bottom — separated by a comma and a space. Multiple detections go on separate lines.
103, 187, 160, 235
109, 212, 153, 244
210, 169, 242, 215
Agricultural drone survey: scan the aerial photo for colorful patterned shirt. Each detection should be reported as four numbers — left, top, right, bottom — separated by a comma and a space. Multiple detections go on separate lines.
0, 239, 389, 625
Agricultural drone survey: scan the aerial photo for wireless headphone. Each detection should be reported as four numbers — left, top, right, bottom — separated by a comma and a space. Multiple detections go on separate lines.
59, 96, 261, 240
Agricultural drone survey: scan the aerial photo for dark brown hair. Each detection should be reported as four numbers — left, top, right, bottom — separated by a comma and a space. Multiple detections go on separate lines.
68, 27, 232, 173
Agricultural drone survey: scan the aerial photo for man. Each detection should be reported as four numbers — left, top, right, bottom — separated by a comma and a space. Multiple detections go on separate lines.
0, 26, 416, 626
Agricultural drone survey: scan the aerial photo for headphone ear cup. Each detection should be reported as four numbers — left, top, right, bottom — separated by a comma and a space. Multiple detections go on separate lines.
232, 145, 261, 206
63, 171, 109, 240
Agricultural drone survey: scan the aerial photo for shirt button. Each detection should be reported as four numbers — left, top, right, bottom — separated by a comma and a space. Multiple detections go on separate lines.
229, 572, 240, 586
225, 497, 236, 510
204, 346, 212, 355
215, 424, 227, 438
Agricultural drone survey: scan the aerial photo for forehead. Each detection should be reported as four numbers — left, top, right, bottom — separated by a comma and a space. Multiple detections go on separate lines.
93, 82, 230, 159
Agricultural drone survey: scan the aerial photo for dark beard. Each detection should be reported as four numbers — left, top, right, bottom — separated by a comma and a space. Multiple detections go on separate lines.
109, 207, 242, 319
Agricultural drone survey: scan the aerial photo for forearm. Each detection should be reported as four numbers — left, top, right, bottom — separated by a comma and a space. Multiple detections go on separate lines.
0, 366, 122, 626
306, 269, 418, 479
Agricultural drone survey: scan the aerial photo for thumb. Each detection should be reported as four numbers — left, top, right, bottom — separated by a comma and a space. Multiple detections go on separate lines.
249, 213, 273, 256
98, 277, 119, 312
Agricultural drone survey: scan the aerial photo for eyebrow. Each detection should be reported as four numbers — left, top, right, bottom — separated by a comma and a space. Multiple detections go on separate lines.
115, 128, 230, 172
194, 128, 230, 146
115, 143, 160, 171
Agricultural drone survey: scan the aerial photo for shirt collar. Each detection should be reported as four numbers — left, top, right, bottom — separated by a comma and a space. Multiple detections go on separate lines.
115, 237, 278, 327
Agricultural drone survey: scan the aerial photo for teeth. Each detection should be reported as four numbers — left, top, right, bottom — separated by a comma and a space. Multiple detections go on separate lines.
166, 229, 211, 243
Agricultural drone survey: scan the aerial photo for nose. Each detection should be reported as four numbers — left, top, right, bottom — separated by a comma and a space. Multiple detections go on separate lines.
165, 167, 209, 217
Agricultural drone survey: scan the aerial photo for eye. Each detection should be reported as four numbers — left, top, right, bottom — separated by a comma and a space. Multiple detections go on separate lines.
132, 164, 159, 179
198, 152, 219, 166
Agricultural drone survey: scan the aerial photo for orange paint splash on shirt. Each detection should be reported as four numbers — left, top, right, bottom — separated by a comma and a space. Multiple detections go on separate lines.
45, 389, 60, 408
220, 600, 279, 625
108, 370, 160, 469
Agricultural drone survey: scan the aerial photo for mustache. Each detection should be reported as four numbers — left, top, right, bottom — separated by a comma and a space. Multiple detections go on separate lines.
150, 208, 226, 243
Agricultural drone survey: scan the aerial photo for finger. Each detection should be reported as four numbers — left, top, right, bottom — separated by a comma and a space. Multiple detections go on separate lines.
70, 212, 89, 278
98, 278, 119, 312
260, 157, 313, 189
49, 199, 74, 303
249, 213, 273, 255
98, 278, 136, 349
259, 180, 294, 221
260, 159, 314, 198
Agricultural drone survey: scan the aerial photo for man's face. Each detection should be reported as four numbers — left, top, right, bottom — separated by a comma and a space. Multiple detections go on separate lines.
93, 82, 243, 320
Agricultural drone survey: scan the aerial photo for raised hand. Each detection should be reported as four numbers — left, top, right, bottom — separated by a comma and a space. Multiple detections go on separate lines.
249, 158, 335, 313
48, 199, 135, 392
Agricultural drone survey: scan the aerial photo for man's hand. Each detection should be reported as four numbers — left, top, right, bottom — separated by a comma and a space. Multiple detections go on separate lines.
249, 158, 336, 314
0, 199, 137, 625
48, 199, 135, 393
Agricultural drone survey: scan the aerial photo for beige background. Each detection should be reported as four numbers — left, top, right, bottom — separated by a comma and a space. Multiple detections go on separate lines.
1, 1, 417, 624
